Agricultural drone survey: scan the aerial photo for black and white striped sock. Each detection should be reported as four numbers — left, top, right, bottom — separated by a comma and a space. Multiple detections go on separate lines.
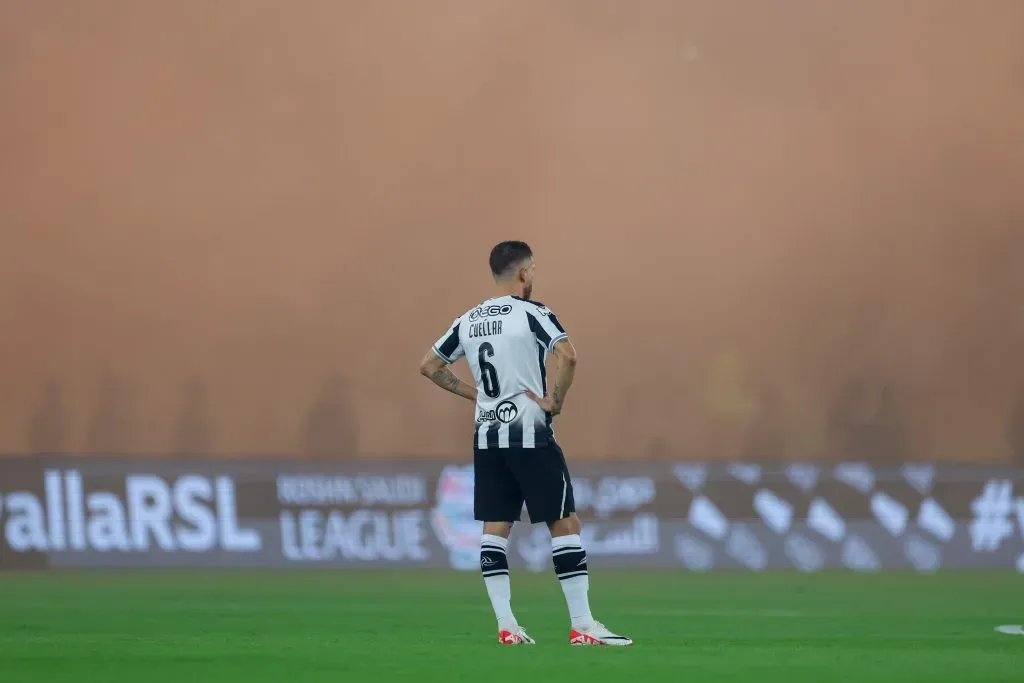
552, 534, 594, 630
481, 534, 517, 631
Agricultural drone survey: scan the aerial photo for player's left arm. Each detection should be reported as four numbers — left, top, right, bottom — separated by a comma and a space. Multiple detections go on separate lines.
524, 305, 577, 416
419, 350, 477, 402
527, 337, 577, 416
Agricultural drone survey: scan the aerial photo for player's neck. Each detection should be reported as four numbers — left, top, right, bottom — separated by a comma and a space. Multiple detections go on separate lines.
494, 285, 526, 300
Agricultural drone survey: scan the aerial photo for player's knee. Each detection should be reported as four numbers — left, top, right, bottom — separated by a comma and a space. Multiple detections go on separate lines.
483, 521, 513, 538
548, 514, 580, 537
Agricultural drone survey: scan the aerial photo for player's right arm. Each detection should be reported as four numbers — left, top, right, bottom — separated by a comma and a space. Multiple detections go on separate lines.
419, 350, 477, 402
419, 316, 477, 402
523, 305, 577, 416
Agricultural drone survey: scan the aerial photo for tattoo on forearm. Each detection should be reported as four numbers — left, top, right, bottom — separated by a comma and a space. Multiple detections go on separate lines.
548, 353, 575, 411
551, 385, 566, 408
431, 367, 463, 394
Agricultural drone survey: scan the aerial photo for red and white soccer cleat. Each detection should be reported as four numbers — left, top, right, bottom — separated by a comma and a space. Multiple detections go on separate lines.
569, 621, 633, 647
498, 626, 536, 645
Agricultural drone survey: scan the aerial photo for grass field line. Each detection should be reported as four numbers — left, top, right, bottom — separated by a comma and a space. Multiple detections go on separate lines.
1, 631, 1010, 646
295, 603, 807, 618
627, 608, 804, 617
10, 599, 1016, 624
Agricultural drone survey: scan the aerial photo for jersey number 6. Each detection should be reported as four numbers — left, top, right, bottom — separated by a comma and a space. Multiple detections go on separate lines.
478, 342, 500, 398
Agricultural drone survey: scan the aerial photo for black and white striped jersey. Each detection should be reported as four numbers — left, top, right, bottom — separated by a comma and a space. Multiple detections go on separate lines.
433, 295, 569, 450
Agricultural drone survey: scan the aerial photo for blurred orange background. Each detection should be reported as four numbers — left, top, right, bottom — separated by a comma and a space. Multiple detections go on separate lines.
2, 1, 1023, 461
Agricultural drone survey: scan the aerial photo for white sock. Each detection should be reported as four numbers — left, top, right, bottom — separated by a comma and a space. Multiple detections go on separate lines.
481, 534, 517, 631
552, 533, 594, 631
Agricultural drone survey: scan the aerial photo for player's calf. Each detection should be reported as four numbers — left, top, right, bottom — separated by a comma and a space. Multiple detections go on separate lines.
481, 533, 530, 641
551, 530, 633, 647
551, 533, 594, 630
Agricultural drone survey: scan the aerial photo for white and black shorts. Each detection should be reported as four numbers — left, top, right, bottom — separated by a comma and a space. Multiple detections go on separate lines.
473, 443, 576, 524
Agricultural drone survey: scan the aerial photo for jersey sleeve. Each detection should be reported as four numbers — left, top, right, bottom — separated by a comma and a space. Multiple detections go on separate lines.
432, 317, 465, 363
526, 305, 569, 352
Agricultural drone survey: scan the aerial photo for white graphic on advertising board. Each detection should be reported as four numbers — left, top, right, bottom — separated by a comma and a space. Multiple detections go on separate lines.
2, 470, 260, 554
277, 474, 430, 562
430, 465, 482, 570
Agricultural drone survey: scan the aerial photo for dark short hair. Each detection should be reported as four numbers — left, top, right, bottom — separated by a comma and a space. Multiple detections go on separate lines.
489, 241, 533, 278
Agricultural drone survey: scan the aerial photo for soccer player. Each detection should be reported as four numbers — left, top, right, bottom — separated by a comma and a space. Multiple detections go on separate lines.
419, 241, 633, 647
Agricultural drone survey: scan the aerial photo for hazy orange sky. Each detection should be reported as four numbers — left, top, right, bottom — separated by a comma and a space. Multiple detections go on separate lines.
2, 1, 1023, 460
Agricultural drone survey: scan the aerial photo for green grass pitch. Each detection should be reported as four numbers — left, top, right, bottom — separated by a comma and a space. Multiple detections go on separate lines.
1, 571, 1021, 682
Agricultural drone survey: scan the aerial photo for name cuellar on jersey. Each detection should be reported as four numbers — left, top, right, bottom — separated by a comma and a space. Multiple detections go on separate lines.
433, 295, 568, 450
